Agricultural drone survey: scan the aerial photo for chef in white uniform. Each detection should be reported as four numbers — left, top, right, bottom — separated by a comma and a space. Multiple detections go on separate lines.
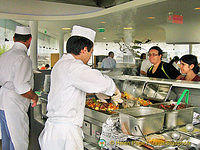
39, 25, 121, 150
0, 26, 38, 150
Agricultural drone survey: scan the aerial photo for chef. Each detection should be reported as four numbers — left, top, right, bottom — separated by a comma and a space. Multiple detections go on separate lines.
0, 26, 38, 150
39, 25, 121, 150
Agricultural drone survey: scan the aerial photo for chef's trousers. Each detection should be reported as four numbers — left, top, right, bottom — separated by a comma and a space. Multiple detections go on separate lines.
0, 110, 15, 150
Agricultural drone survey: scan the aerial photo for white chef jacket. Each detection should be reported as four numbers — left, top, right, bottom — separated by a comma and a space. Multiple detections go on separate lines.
101, 57, 116, 69
46, 53, 116, 126
0, 42, 33, 150
39, 53, 116, 150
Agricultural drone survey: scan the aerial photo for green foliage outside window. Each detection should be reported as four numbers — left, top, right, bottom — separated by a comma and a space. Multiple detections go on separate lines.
0, 44, 8, 56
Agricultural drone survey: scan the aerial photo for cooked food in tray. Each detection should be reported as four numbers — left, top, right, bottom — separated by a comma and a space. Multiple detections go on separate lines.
121, 92, 152, 106
86, 91, 153, 112
86, 97, 119, 113
159, 103, 186, 110
146, 134, 166, 146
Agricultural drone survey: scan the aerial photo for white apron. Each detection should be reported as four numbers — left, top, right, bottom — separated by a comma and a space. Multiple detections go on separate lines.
39, 117, 84, 150
0, 85, 30, 150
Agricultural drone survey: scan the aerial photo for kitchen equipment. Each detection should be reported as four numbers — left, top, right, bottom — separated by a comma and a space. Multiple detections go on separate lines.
175, 125, 200, 138
83, 107, 119, 145
43, 74, 51, 93
118, 107, 165, 136
171, 132, 181, 140
151, 102, 196, 129
122, 80, 146, 98
39, 92, 48, 119
142, 83, 172, 102
186, 124, 194, 132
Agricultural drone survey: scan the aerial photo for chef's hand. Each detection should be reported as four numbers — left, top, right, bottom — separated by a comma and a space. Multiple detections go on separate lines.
31, 99, 37, 107
95, 93, 110, 103
112, 88, 123, 105
31, 94, 38, 107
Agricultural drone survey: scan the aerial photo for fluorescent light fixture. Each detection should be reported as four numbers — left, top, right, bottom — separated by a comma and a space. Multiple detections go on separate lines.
147, 17, 155, 19
123, 27, 133, 30
62, 27, 71, 30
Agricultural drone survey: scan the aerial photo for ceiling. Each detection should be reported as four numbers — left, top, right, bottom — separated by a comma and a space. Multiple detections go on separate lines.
40, 0, 132, 8
1, 0, 200, 43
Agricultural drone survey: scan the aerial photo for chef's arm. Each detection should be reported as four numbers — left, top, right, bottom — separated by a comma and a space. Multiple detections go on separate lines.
21, 89, 38, 107
21, 89, 38, 100
69, 67, 116, 96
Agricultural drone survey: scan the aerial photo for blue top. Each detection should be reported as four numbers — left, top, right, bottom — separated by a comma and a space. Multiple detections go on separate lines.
101, 57, 116, 69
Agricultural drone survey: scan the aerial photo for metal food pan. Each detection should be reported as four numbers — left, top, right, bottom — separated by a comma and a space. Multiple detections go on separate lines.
118, 107, 165, 136
142, 83, 172, 102
84, 107, 118, 123
150, 102, 196, 129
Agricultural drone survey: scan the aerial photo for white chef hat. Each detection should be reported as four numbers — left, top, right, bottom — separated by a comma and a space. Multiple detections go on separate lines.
15, 26, 31, 35
71, 25, 96, 43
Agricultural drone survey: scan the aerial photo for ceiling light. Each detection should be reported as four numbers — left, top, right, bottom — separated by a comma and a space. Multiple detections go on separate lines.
147, 17, 155, 19
194, 7, 200, 10
61, 27, 71, 30
100, 21, 106, 23
98, 28, 105, 29
123, 27, 133, 30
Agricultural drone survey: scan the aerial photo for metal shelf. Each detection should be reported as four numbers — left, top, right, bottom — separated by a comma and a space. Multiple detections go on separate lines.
112, 75, 200, 89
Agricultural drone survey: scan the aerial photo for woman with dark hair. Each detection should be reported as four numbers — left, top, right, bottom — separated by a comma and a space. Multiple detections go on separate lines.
147, 46, 181, 79
179, 54, 200, 81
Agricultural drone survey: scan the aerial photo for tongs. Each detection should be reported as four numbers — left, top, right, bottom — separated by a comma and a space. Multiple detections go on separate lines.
173, 89, 189, 110
94, 94, 111, 103
136, 125, 154, 150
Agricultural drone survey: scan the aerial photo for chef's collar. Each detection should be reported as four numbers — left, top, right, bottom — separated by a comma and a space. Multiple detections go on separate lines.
13, 42, 28, 53
65, 53, 83, 64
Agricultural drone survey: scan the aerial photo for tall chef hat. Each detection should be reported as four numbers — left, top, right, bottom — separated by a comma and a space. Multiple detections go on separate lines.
15, 26, 31, 35
71, 25, 96, 43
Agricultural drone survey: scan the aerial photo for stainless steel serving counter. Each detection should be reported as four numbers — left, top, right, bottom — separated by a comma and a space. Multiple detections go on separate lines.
33, 75, 200, 150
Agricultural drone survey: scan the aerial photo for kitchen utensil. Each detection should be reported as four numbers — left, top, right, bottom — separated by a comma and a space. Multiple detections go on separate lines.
186, 124, 194, 132
173, 89, 189, 110
171, 132, 181, 140
136, 125, 147, 142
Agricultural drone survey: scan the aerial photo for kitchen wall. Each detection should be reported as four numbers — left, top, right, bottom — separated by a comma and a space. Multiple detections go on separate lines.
0, 19, 59, 68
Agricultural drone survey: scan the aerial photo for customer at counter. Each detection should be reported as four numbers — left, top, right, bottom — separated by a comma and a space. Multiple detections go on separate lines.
38, 25, 122, 150
147, 46, 182, 79
179, 54, 200, 81
101, 51, 116, 69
